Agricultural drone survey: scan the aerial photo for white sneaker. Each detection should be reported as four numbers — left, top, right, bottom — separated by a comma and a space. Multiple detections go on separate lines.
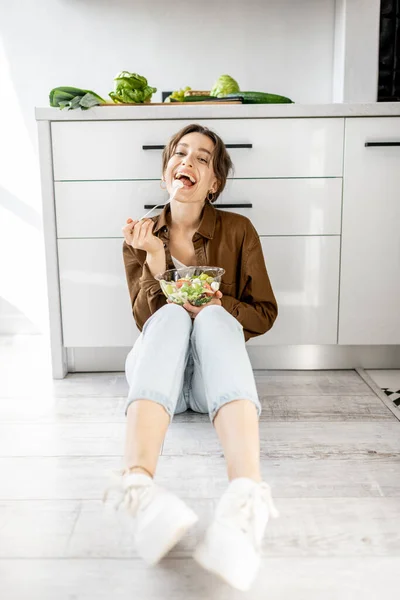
103, 471, 198, 565
193, 477, 279, 591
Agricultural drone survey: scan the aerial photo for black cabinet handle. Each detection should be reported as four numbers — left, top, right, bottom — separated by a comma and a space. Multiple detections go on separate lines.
216, 203, 253, 208
144, 202, 253, 209
142, 143, 252, 150
365, 141, 400, 147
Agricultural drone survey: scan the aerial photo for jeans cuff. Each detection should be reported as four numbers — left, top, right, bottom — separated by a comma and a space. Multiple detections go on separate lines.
209, 393, 261, 423
125, 391, 174, 418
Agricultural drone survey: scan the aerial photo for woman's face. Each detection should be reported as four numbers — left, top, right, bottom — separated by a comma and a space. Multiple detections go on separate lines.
163, 132, 218, 204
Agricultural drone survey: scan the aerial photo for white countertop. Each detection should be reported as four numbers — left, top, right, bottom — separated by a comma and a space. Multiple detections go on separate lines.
35, 102, 400, 121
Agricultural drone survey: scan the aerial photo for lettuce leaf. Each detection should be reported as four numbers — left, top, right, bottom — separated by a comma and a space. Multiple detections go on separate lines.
108, 71, 157, 104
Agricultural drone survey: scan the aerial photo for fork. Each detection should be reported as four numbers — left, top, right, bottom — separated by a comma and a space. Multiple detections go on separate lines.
138, 179, 184, 221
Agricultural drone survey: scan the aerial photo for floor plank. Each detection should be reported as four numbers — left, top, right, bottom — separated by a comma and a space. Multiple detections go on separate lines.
0, 394, 393, 423
0, 369, 374, 399
1, 497, 400, 559
1, 557, 399, 600
0, 421, 399, 458
1, 455, 399, 500
162, 421, 400, 458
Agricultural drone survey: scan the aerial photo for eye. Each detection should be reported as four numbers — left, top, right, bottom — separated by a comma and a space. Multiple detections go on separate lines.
199, 157, 208, 163
175, 151, 185, 156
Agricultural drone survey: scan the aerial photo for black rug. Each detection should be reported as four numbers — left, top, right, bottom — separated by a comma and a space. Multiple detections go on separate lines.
381, 388, 400, 407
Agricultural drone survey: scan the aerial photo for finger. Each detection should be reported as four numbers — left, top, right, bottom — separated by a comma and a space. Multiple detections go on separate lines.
122, 220, 136, 235
134, 219, 148, 245
123, 220, 138, 240
139, 219, 152, 244
132, 221, 142, 246
126, 219, 138, 230
184, 304, 198, 314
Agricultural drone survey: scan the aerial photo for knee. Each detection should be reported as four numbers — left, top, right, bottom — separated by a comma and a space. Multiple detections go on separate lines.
195, 304, 224, 321
158, 302, 192, 327
195, 304, 237, 329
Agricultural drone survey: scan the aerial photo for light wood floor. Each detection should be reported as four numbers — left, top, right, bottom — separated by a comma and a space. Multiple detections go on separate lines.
1, 334, 400, 599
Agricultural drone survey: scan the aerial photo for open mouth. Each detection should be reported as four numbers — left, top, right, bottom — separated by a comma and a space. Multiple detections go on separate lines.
174, 172, 197, 188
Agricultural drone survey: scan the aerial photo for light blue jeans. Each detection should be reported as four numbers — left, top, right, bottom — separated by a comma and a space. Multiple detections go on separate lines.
124, 303, 261, 423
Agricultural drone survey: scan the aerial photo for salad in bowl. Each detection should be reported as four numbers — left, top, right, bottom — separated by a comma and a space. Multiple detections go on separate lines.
155, 266, 225, 307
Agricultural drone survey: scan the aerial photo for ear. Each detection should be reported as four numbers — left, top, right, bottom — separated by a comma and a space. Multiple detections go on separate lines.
211, 177, 219, 193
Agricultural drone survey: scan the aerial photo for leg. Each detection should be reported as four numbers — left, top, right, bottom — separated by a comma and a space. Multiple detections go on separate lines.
104, 304, 198, 565
213, 399, 261, 482
123, 303, 192, 477
190, 305, 262, 479
188, 339, 261, 480
124, 400, 170, 478
191, 310, 278, 591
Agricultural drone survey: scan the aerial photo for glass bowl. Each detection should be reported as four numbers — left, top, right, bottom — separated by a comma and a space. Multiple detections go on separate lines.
155, 266, 225, 307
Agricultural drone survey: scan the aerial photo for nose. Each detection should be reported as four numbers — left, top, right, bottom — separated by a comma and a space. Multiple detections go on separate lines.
181, 154, 193, 168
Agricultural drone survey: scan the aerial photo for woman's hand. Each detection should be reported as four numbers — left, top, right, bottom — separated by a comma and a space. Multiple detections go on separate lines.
167, 290, 223, 319
122, 218, 164, 255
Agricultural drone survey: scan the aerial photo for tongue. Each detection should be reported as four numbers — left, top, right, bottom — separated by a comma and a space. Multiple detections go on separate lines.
180, 176, 194, 187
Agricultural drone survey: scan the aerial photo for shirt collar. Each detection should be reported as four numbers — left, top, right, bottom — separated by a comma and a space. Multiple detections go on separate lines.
153, 200, 216, 239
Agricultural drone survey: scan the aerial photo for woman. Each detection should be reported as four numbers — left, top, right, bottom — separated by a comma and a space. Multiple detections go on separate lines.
107, 124, 279, 591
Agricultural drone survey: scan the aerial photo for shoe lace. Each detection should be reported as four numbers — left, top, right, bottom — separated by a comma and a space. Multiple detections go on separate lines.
102, 470, 156, 516
221, 482, 280, 550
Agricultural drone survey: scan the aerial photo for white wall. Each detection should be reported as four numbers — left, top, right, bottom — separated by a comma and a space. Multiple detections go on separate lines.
333, 0, 380, 102
0, 0, 336, 334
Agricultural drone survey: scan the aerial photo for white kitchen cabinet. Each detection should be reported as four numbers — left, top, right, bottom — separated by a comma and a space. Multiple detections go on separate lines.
57, 236, 339, 348
51, 118, 344, 180
249, 236, 341, 346
35, 105, 400, 375
55, 177, 342, 239
339, 117, 400, 344
57, 239, 138, 347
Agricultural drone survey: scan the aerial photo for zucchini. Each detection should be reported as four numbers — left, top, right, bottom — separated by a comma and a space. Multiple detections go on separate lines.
182, 95, 215, 102
225, 91, 294, 104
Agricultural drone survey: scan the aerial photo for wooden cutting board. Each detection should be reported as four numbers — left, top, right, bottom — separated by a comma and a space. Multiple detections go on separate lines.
101, 100, 242, 106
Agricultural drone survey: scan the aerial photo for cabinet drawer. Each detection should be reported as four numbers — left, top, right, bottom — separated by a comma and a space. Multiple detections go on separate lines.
220, 178, 342, 235
248, 236, 340, 346
52, 118, 344, 181
58, 239, 139, 347
58, 236, 339, 348
55, 178, 342, 238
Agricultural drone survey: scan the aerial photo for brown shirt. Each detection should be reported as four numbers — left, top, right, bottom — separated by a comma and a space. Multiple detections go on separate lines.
122, 200, 278, 342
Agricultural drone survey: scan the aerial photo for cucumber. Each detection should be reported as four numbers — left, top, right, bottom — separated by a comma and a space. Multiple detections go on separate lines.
225, 91, 294, 104
182, 95, 215, 102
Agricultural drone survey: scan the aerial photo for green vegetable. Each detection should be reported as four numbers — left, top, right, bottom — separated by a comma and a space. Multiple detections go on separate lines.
49, 87, 106, 110
224, 91, 294, 104
109, 71, 157, 104
181, 95, 221, 102
165, 86, 191, 102
210, 75, 240, 98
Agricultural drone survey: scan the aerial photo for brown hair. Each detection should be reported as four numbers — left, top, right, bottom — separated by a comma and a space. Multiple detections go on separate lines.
161, 123, 233, 202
